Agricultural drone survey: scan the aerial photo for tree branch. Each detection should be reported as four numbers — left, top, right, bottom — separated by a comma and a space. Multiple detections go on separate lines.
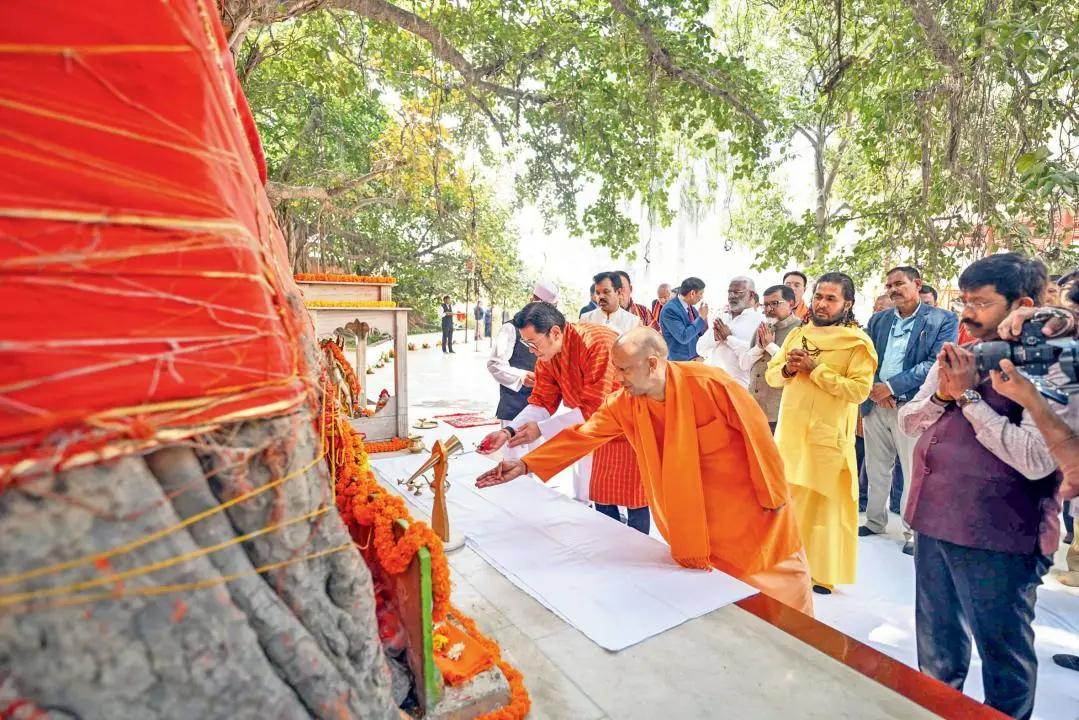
607, 0, 768, 133
902, 0, 962, 73
266, 159, 406, 211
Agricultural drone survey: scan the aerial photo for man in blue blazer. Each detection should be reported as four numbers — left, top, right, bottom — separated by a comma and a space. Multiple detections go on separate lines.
659, 277, 709, 361
860, 266, 958, 553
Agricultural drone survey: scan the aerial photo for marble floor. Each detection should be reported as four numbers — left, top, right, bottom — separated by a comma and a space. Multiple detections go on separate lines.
363, 331, 1079, 720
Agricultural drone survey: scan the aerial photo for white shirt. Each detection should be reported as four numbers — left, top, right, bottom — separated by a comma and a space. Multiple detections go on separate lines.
580, 306, 642, 336
487, 322, 529, 392
898, 360, 1078, 480
696, 308, 765, 387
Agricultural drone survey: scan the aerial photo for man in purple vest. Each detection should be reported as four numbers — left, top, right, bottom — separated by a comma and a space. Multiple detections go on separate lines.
898, 253, 1066, 720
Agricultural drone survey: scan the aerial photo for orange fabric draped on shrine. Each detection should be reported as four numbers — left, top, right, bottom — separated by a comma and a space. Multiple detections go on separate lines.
0, 1, 311, 476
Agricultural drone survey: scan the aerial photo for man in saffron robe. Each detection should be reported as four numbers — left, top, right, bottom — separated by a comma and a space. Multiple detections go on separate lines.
476, 327, 814, 614
766, 272, 877, 595
478, 302, 650, 533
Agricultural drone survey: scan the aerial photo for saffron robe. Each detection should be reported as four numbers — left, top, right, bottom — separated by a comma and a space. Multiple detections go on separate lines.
765, 323, 877, 587
525, 323, 647, 508
523, 362, 810, 611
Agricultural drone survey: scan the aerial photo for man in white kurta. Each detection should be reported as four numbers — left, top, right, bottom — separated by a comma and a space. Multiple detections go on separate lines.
696, 276, 765, 386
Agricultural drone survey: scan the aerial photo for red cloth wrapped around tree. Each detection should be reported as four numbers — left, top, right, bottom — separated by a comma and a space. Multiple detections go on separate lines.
0, 1, 312, 479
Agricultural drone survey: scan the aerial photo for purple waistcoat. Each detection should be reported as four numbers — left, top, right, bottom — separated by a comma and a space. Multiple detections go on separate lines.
905, 379, 1061, 556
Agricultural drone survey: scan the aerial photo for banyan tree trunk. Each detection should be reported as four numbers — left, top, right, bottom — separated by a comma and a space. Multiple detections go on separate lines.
0, 3, 401, 717
0, 411, 399, 720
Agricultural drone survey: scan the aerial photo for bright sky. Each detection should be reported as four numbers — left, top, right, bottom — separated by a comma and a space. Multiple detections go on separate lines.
501, 134, 834, 310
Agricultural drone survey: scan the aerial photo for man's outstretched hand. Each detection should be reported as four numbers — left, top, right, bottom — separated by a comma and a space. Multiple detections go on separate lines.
508, 421, 540, 447
476, 460, 528, 488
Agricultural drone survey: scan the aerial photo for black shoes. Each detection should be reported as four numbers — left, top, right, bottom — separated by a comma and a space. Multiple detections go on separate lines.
812, 584, 833, 595
858, 525, 880, 537
901, 540, 914, 556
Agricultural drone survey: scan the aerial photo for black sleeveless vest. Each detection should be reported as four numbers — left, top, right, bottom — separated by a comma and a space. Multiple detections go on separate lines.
496, 326, 536, 420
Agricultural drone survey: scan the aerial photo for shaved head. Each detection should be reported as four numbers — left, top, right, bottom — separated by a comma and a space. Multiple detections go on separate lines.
612, 328, 669, 397
615, 327, 668, 359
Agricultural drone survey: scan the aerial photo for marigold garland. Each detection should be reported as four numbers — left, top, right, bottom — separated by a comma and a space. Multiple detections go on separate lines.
320, 376, 529, 718
320, 339, 360, 398
364, 437, 410, 454
295, 272, 397, 284
449, 604, 531, 720
305, 300, 397, 308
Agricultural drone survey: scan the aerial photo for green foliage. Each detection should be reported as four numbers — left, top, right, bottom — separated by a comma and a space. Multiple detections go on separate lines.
237, 12, 527, 325
716, 0, 1078, 285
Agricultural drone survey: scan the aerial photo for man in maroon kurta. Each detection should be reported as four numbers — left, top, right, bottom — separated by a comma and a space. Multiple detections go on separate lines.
477, 302, 649, 532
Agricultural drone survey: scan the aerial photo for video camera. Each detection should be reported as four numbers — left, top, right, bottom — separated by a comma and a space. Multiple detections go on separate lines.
973, 319, 1079, 404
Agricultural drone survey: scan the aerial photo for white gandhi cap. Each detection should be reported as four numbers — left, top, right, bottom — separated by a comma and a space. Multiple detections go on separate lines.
532, 281, 559, 304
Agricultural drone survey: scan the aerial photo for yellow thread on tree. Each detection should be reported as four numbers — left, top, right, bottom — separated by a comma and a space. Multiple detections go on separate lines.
0, 452, 325, 588
0, 506, 332, 607
7, 544, 354, 614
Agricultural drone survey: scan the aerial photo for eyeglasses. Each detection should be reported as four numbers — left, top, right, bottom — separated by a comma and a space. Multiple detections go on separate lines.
959, 299, 1005, 311
763, 300, 788, 309
801, 337, 822, 357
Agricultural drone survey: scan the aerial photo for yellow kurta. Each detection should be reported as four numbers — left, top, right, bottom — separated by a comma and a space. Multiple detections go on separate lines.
765, 323, 877, 587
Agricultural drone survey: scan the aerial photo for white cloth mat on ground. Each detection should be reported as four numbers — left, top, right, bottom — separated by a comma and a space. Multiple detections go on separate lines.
371, 451, 756, 651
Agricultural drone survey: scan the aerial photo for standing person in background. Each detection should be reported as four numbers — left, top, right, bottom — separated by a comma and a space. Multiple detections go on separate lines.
615, 271, 654, 328
898, 253, 1060, 720
860, 267, 958, 555
697, 276, 765, 387
784, 270, 811, 323
580, 283, 598, 317
659, 277, 709, 361
484, 304, 494, 339
766, 272, 877, 595
740, 285, 802, 433
474, 300, 486, 341
440, 295, 455, 354
582, 272, 642, 334
651, 283, 672, 326
920, 285, 939, 307
487, 282, 559, 459
860, 294, 897, 511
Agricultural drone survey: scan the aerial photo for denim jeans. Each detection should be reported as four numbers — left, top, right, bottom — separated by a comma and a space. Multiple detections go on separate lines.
594, 504, 650, 535
914, 535, 1049, 719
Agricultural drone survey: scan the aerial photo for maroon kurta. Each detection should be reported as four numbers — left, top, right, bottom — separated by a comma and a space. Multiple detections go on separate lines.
528, 323, 647, 507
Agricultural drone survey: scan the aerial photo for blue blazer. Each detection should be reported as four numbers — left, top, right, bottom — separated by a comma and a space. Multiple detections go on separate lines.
861, 304, 958, 415
659, 298, 707, 361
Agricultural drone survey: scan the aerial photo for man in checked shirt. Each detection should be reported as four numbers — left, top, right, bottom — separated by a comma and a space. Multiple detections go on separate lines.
898, 253, 1072, 720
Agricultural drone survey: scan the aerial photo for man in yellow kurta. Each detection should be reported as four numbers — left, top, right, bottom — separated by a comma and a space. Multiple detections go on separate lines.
766, 272, 877, 595
477, 328, 814, 615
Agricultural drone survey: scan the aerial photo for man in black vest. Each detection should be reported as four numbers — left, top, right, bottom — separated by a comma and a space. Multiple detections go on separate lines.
440, 295, 455, 353
898, 253, 1064, 720
487, 282, 559, 456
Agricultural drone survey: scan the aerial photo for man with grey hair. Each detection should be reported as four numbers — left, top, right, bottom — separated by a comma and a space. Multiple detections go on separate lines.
696, 275, 765, 387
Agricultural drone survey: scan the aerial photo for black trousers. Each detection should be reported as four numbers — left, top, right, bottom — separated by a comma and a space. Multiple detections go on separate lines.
594, 504, 650, 535
915, 535, 1049, 719
441, 322, 454, 352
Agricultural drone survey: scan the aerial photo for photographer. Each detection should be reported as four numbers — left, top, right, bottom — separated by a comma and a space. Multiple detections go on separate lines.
897, 253, 1065, 720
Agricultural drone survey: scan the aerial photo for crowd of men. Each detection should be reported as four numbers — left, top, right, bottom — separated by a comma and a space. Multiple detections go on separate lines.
473, 254, 1079, 720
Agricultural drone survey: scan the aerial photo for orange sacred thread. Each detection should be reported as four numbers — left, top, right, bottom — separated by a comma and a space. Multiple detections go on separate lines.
294, 273, 396, 284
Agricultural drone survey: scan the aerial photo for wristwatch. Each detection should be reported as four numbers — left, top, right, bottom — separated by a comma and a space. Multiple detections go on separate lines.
956, 389, 982, 408
503, 426, 517, 438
